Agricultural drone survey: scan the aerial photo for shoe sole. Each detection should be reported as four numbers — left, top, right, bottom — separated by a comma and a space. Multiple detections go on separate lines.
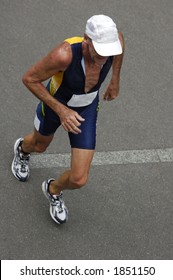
11, 138, 30, 182
42, 180, 68, 225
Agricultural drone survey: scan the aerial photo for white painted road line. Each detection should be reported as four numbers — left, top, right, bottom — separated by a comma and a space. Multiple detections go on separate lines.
30, 148, 173, 168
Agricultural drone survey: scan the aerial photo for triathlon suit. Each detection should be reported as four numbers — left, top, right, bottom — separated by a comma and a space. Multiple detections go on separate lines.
34, 37, 113, 149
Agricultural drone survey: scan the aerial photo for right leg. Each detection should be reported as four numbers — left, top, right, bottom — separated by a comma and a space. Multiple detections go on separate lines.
12, 100, 60, 181
11, 129, 54, 181
22, 129, 54, 154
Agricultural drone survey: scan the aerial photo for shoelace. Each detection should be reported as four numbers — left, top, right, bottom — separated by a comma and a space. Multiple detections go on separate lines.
51, 193, 64, 213
18, 151, 30, 173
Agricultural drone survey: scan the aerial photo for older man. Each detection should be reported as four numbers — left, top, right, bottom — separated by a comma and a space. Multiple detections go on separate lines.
11, 15, 124, 224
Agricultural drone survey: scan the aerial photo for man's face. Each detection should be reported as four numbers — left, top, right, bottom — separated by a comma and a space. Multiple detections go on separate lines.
87, 38, 108, 66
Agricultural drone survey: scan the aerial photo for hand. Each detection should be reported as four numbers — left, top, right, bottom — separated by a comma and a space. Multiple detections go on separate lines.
103, 83, 119, 101
59, 107, 85, 134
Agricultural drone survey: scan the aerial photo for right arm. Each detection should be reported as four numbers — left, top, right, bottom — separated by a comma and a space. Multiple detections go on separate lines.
22, 42, 84, 134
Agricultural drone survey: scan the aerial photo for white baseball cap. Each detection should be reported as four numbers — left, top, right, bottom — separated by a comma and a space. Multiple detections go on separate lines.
85, 15, 122, 57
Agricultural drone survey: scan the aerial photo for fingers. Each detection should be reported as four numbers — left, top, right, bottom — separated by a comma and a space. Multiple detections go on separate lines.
103, 93, 117, 101
103, 94, 114, 101
103, 85, 119, 101
61, 111, 85, 134
76, 114, 85, 122
62, 122, 81, 134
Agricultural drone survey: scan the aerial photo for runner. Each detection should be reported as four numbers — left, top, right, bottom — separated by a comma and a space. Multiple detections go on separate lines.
11, 15, 124, 224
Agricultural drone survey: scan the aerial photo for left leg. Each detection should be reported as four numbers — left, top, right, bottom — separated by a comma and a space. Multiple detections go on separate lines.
42, 148, 94, 224
49, 94, 99, 195
42, 95, 99, 224
49, 147, 95, 195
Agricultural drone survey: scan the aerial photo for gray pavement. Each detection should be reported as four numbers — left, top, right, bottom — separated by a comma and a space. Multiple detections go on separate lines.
0, 0, 173, 260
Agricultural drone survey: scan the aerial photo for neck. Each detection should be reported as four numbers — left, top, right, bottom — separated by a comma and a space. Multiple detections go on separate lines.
82, 42, 92, 62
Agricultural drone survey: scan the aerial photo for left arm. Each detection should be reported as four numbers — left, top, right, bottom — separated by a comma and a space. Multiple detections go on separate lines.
103, 32, 125, 101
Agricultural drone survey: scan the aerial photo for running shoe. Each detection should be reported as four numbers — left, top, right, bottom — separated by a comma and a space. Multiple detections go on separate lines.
42, 179, 68, 224
11, 138, 30, 182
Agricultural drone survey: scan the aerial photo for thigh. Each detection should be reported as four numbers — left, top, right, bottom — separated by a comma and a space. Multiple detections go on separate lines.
68, 95, 99, 149
34, 102, 61, 136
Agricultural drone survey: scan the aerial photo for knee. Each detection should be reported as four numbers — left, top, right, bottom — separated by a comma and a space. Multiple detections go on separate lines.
69, 173, 88, 189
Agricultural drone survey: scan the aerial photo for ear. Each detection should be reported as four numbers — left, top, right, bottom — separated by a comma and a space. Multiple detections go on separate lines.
84, 33, 90, 44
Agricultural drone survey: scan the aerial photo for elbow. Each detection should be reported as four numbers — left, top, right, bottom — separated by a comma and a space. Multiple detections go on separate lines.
22, 72, 36, 89
22, 73, 30, 86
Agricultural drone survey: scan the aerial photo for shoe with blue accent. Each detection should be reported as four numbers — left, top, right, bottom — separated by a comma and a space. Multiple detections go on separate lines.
11, 138, 30, 182
42, 179, 68, 224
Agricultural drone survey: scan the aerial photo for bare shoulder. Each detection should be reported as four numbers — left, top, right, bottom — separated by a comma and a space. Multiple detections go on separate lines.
46, 41, 73, 71
22, 40, 73, 83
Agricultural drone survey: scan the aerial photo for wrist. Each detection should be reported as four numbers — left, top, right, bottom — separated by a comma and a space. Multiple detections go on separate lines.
110, 77, 120, 86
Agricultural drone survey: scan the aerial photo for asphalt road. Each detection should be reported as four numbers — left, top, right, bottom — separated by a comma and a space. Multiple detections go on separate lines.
0, 0, 173, 260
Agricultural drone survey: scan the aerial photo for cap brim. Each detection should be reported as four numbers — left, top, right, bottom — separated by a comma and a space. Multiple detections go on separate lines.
92, 39, 122, 56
